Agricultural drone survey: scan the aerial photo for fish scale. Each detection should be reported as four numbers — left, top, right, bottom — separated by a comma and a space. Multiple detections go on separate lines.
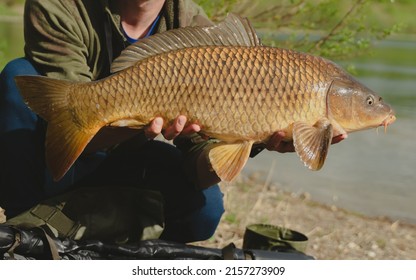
78, 46, 328, 141
15, 14, 395, 182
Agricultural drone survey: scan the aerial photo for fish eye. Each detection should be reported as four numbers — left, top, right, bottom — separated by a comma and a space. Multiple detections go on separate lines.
366, 96, 374, 105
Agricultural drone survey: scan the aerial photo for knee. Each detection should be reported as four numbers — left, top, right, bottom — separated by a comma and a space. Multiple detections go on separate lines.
160, 185, 224, 243
1, 58, 39, 100
1, 58, 39, 79
191, 185, 225, 240
0, 58, 41, 130
195, 209, 224, 241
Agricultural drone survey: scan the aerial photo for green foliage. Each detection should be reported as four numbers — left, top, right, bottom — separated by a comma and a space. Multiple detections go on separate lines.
0, 0, 410, 68
224, 212, 238, 224
195, 0, 405, 61
0, 4, 6, 15
0, 0, 24, 16
0, 41, 7, 68
195, 0, 239, 20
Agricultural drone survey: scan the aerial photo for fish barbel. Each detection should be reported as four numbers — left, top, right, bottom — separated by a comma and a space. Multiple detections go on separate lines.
15, 14, 396, 182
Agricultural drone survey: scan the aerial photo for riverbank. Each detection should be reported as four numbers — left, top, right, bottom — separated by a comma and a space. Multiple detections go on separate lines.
194, 175, 416, 259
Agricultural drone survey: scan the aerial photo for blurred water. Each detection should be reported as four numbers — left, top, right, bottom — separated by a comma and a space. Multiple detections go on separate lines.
245, 112, 415, 223
245, 42, 416, 224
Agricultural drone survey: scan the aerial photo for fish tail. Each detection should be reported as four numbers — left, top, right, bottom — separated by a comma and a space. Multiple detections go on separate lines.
15, 75, 72, 121
15, 75, 99, 181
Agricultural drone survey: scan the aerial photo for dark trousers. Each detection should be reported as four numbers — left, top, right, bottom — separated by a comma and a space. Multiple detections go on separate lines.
0, 58, 224, 243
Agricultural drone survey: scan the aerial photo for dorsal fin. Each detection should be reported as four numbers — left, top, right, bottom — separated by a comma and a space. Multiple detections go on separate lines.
110, 13, 261, 73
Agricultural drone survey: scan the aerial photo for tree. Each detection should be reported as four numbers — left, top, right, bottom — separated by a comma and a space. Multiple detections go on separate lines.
196, 0, 402, 61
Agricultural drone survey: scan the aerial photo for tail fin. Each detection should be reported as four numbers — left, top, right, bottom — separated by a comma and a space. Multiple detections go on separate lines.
15, 76, 99, 181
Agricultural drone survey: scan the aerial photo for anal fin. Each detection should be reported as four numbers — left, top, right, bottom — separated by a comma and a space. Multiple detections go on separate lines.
293, 118, 333, 171
208, 140, 254, 182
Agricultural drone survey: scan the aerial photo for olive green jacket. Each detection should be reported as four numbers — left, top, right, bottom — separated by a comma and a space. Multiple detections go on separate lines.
24, 0, 211, 81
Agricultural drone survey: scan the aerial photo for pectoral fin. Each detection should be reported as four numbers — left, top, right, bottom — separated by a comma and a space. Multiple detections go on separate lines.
208, 141, 254, 182
293, 118, 333, 171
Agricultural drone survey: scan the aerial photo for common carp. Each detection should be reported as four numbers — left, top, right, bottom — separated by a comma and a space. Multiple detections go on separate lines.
15, 14, 396, 182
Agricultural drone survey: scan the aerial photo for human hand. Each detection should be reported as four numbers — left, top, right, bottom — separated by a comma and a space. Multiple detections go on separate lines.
265, 131, 347, 153
145, 115, 201, 140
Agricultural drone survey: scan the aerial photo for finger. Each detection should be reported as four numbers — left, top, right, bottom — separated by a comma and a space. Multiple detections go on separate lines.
266, 131, 296, 153
144, 117, 163, 139
181, 123, 201, 135
265, 131, 285, 150
276, 141, 296, 153
163, 115, 187, 140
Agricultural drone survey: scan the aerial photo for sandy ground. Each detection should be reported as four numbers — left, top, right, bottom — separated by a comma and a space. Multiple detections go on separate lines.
1, 176, 415, 260
194, 174, 416, 260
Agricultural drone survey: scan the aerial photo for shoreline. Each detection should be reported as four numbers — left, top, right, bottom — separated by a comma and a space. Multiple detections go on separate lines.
194, 176, 416, 259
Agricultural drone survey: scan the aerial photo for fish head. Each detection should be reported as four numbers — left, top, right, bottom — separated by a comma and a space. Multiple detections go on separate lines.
327, 77, 396, 133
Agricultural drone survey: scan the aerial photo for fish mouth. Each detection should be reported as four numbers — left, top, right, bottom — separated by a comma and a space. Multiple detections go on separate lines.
380, 111, 396, 132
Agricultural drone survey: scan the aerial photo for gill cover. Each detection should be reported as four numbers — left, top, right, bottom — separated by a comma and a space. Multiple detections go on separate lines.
327, 77, 393, 133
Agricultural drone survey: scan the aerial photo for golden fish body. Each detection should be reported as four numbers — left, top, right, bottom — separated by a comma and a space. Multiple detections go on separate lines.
15, 14, 395, 182
80, 46, 329, 142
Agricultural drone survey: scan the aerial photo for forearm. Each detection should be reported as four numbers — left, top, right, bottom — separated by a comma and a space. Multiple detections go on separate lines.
194, 146, 221, 189
84, 127, 143, 154
174, 135, 221, 189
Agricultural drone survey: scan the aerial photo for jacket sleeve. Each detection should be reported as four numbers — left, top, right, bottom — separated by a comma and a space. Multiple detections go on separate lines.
173, 133, 221, 189
23, 0, 103, 81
